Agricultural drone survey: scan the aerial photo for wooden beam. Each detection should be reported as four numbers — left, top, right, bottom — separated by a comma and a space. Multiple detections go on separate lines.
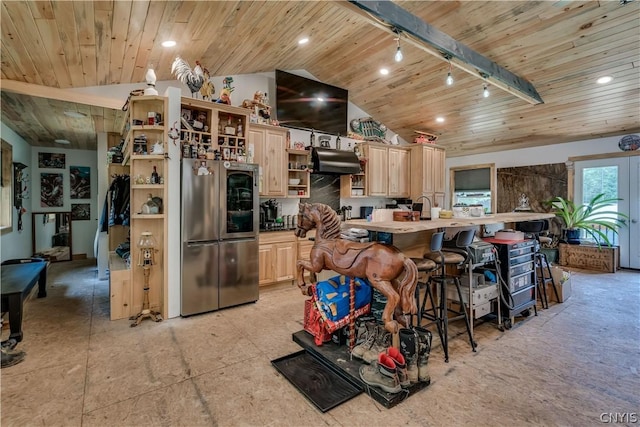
343, 0, 544, 105
0, 79, 122, 110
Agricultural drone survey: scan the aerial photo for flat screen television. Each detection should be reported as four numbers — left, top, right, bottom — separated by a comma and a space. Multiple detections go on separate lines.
275, 69, 348, 136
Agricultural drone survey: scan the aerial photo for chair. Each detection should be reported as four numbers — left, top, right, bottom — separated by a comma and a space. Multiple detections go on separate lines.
515, 220, 559, 309
410, 231, 446, 358
423, 229, 477, 362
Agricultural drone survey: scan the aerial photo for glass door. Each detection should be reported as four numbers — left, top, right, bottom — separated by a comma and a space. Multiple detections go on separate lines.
575, 157, 639, 269
220, 162, 259, 239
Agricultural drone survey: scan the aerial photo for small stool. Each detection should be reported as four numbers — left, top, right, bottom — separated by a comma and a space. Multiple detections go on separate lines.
516, 220, 560, 308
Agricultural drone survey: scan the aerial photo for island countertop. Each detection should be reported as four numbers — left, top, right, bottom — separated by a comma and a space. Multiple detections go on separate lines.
344, 212, 555, 233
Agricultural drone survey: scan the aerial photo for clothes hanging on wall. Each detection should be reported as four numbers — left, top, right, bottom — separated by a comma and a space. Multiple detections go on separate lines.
100, 174, 130, 232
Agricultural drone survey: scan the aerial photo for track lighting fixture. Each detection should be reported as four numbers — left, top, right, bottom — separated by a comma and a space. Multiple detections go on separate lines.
483, 84, 490, 98
394, 37, 403, 62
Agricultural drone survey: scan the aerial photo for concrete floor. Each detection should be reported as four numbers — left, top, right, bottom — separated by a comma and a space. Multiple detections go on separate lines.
1, 259, 639, 426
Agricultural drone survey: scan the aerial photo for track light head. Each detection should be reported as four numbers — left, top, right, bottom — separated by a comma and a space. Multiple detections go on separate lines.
483, 84, 490, 98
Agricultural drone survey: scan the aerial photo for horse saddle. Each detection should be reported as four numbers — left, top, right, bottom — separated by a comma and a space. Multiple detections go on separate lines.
332, 240, 377, 270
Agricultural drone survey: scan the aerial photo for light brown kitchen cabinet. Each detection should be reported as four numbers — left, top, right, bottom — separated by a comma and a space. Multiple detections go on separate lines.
274, 242, 296, 282
258, 243, 276, 285
258, 231, 295, 286
361, 144, 410, 197
388, 147, 410, 198
249, 124, 287, 197
364, 144, 388, 196
410, 144, 446, 217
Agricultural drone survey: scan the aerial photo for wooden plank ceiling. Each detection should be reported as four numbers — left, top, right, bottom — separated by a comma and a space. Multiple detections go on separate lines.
1, 1, 639, 156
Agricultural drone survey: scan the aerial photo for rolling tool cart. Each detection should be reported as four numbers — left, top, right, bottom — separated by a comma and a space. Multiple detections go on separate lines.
483, 238, 537, 329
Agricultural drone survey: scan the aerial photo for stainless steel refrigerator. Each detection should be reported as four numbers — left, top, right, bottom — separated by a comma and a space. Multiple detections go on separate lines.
181, 159, 259, 316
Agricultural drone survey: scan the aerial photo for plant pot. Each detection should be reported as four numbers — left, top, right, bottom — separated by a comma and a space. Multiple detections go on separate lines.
564, 228, 581, 245
540, 248, 558, 264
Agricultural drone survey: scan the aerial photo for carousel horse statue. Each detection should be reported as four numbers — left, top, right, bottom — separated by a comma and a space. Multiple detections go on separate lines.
295, 203, 418, 334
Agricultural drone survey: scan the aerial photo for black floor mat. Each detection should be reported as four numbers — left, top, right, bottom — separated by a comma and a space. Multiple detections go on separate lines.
271, 350, 362, 412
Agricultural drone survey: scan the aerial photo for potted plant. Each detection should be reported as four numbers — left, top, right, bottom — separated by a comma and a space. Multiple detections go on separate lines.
546, 193, 628, 247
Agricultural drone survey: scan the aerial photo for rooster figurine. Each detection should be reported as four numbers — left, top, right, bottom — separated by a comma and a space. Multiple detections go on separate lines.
171, 56, 205, 98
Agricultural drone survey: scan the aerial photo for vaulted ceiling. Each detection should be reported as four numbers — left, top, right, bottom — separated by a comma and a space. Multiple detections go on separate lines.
1, 1, 639, 156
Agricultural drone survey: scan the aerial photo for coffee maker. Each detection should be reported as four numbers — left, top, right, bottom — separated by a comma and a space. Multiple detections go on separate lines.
260, 199, 280, 230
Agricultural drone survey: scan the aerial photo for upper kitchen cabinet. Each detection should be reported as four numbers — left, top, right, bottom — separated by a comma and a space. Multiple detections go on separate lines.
361, 144, 410, 197
364, 144, 388, 197
388, 147, 410, 198
249, 123, 287, 197
410, 144, 446, 215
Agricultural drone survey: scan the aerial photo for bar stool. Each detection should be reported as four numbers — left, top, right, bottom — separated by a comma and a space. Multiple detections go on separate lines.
423, 229, 477, 362
515, 220, 559, 309
410, 231, 445, 346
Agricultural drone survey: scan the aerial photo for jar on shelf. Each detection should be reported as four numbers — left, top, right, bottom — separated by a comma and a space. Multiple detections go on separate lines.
141, 194, 160, 214
206, 144, 215, 160
197, 144, 206, 159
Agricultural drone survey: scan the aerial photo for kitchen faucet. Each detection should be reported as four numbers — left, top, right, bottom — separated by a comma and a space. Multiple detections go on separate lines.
415, 195, 432, 219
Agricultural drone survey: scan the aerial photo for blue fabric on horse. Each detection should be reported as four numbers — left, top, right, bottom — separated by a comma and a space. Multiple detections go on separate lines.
315, 275, 371, 322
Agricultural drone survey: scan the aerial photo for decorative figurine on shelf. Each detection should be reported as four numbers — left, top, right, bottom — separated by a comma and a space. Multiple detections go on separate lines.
222, 76, 234, 93
130, 231, 163, 327
515, 193, 532, 211
215, 88, 232, 105
151, 141, 164, 155
144, 65, 158, 96
241, 91, 271, 122
171, 56, 205, 98
199, 68, 215, 101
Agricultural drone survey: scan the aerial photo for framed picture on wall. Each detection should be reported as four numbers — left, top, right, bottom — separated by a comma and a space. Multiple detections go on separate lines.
38, 152, 66, 169
70, 166, 90, 199
40, 173, 63, 207
71, 203, 91, 221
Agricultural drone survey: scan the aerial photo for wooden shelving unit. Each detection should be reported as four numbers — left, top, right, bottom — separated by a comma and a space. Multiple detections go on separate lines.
286, 149, 310, 198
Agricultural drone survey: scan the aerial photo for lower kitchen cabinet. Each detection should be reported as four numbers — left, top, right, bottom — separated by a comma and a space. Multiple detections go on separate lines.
259, 230, 316, 287
259, 231, 296, 286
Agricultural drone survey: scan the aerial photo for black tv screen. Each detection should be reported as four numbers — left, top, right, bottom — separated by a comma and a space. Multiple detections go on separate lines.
276, 70, 348, 136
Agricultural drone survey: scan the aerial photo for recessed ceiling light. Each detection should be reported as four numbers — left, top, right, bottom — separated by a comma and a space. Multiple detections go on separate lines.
298, 38, 309, 45
436, 117, 445, 123
596, 76, 613, 84
55, 139, 71, 145
161, 40, 176, 47
380, 68, 389, 75
63, 111, 87, 118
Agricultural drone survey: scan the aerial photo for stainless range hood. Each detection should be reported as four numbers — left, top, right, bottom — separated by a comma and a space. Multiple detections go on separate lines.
311, 147, 361, 175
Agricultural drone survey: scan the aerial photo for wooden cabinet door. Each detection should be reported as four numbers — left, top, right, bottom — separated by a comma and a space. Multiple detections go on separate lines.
264, 129, 286, 197
432, 147, 446, 193
258, 243, 275, 286
249, 128, 267, 195
250, 125, 287, 197
366, 145, 388, 196
274, 242, 296, 281
388, 147, 410, 197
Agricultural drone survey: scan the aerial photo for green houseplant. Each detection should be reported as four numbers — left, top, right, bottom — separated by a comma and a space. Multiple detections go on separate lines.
546, 193, 628, 248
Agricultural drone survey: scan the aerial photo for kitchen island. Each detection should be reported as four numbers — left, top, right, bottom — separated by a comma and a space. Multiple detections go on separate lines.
344, 212, 555, 234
